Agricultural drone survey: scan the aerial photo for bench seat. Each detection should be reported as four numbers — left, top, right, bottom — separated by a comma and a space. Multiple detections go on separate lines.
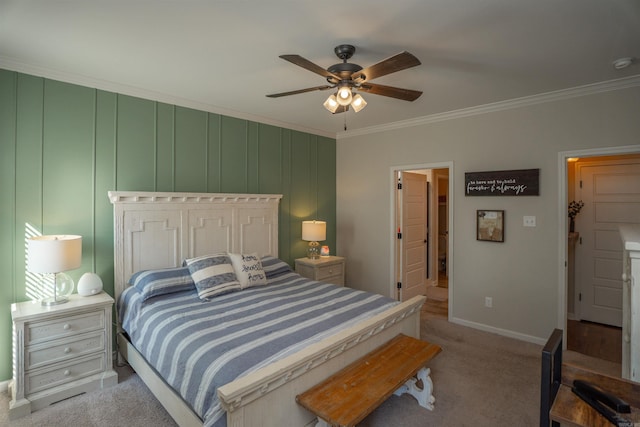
296, 333, 442, 427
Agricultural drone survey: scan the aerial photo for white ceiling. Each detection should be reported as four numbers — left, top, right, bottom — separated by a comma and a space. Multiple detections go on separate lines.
1, 0, 639, 138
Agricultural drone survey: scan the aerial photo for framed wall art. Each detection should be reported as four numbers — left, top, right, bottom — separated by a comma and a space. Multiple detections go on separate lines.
477, 210, 504, 242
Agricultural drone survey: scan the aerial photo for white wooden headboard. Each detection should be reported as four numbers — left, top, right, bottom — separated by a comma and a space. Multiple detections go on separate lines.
108, 191, 282, 300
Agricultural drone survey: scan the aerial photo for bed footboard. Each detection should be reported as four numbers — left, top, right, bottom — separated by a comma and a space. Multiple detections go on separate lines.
218, 295, 425, 427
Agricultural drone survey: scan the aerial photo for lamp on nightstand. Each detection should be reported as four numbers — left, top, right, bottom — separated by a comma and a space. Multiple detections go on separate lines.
27, 235, 82, 306
302, 220, 326, 259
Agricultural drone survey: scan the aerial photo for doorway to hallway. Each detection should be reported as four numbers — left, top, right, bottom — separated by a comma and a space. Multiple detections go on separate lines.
562, 149, 640, 364
392, 163, 452, 320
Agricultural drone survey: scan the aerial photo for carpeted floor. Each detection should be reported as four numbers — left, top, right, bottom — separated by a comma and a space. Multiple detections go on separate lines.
0, 312, 621, 427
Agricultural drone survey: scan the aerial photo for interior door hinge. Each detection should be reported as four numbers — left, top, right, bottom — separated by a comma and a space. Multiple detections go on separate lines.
397, 232, 402, 239
579, 180, 582, 188
579, 237, 582, 245
397, 183, 402, 190
397, 282, 402, 289
579, 293, 582, 301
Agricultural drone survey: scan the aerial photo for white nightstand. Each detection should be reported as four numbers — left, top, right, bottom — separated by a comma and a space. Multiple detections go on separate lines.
8, 293, 118, 419
295, 256, 346, 286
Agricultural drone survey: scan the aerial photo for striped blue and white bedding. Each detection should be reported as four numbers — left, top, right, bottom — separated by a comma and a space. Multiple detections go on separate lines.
117, 259, 398, 427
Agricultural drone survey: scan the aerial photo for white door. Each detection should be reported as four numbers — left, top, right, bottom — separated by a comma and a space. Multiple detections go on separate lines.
400, 172, 427, 301
577, 160, 640, 326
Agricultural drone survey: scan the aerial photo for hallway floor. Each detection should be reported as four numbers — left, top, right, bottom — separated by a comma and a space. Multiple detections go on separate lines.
567, 319, 622, 364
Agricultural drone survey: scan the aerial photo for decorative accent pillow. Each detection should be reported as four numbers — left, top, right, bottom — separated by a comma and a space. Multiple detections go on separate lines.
129, 266, 195, 301
260, 255, 293, 279
185, 253, 241, 300
228, 252, 267, 289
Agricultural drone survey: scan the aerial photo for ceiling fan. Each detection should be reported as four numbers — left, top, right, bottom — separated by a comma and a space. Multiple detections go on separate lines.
266, 44, 422, 114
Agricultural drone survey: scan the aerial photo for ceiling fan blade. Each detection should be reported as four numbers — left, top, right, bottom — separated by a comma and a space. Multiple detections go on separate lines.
358, 82, 422, 101
352, 51, 421, 82
279, 55, 341, 81
266, 85, 333, 98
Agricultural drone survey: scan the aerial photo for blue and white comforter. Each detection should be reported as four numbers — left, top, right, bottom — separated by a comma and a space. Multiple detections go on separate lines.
118, 265, 397, 427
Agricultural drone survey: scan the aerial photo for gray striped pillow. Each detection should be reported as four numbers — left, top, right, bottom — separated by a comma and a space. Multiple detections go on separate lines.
129, 266, 195, 301
185, 253, 241, 300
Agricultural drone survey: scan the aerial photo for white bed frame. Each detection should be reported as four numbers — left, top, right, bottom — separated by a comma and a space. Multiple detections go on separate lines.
109, 190, 425, 427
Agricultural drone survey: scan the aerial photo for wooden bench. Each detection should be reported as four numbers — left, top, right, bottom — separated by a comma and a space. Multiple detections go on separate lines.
296, 334, 442, 427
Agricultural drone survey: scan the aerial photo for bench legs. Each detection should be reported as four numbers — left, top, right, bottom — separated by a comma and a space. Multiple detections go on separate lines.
394, 366, 436, 411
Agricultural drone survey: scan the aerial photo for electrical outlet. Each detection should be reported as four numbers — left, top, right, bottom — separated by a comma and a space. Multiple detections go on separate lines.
485, 296, 493, 308
523, 216, 536, 227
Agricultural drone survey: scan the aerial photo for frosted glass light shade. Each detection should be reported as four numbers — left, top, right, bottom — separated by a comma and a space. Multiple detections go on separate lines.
351, 94, 367, 112
323, 94, 339, 113
336, 86, 353, 106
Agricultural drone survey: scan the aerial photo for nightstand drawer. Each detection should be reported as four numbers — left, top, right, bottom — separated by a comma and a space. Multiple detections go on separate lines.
25, 353, 106, 395
26, 332, 105, 370
26, 311, 105, 345
316, 263, 344, 281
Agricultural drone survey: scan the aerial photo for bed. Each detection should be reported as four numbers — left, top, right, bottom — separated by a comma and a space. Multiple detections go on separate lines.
109, 190, 426, 427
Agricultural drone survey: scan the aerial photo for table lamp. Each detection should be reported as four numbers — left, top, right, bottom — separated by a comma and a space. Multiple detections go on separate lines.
302, 220, 326, 259
27, 235, 82, 306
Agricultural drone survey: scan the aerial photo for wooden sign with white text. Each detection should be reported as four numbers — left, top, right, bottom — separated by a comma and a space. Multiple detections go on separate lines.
465, 169, 539, 196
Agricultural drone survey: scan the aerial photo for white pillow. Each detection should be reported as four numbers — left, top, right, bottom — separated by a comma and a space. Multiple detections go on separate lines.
185, 253, 241, 300
228, 252, 267, 289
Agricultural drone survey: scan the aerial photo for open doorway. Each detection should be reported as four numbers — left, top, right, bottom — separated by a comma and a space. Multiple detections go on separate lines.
392, 163, 452, 320
560, 147, 640, 365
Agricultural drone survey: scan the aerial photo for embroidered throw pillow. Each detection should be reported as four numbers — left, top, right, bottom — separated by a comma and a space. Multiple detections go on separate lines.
228, 252, 267, 289
185, 253, 241, 300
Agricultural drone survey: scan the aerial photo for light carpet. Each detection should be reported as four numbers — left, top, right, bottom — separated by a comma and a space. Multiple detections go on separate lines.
0, 315, 620, 427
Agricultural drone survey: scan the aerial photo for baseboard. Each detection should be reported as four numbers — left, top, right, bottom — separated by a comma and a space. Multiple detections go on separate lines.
0, 379, 9, 392
450, 317, 547, 346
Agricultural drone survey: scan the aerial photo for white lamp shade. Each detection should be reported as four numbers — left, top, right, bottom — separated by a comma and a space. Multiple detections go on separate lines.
27, 235, 82, 273
302, 221, 326, 242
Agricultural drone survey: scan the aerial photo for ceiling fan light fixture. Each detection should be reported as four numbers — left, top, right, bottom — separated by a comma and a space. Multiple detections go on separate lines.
351, 94, 367, 112
323, 94, 339, 113
336, 86, 353, 106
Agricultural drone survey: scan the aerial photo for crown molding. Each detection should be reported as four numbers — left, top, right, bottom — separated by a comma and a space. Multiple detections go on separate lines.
0, 57, 335, 139
3, 56, 638, 142
338, 74, 640, 140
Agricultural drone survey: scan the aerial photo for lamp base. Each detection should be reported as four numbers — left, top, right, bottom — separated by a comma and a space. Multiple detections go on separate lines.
40, 271, 74, 306
307, 241, 320, 259
41, 296, 69, 306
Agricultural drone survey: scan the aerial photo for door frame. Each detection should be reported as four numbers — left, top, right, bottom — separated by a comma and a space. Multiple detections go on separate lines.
390, 161, 454, 317
557, 144, 640, 345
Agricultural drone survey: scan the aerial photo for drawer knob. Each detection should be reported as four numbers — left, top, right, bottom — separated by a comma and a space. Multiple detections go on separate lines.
64, 347, 71, 354
63, 324, 70, 330
63, 370, 70, 376
329, 269, 333, 273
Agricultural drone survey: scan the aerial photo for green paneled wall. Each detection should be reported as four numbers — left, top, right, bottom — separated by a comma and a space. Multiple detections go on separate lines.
0, 69, 336, 382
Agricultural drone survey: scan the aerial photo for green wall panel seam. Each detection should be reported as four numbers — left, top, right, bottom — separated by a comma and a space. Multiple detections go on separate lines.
114, 95, 119, 189
205, 112, 209, 190
154, 102, 158, 191
11, 71, 18, 302
92, 89, 98, 271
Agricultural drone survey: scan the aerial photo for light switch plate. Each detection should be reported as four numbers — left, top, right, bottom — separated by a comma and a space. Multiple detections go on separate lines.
523, 216, 536, 227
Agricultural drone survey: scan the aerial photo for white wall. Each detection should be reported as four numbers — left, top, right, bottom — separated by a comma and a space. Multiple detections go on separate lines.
336, 85, 640, 343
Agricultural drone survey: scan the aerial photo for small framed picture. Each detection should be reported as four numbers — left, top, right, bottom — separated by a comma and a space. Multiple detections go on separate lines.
477, 210, 504, 242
